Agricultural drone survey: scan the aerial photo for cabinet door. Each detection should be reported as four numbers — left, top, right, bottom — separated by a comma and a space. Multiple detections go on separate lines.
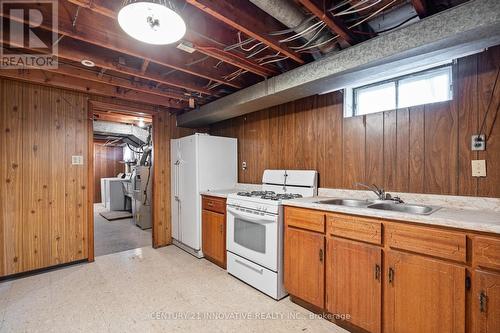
202, 210, 226, 267
473, 270, 500, 333
284, 227, 324, 308
385, 251, 465, 333
326, 237, 382, 333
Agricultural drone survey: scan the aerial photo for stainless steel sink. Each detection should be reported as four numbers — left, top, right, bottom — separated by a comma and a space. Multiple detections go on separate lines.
367, 203, 440, 215
316, 198, 374, 207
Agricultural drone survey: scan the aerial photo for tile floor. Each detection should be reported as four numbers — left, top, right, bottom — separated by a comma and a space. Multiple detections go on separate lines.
94, 204, 151, 256
0, 246, 348, 333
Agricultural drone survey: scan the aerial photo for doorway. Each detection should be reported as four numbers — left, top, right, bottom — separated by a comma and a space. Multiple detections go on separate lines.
87, 101, 154, 258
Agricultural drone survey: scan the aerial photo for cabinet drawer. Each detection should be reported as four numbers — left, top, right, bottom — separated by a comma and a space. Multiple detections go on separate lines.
326, 214, 382, 245
386, 224, 466, 263
474, 236, 500, 270
202, 196, 226, 214
285, 207, 325, 233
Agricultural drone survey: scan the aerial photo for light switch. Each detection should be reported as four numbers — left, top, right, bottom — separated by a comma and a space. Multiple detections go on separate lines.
72, 155, 84, 165
471, 160, 486, 177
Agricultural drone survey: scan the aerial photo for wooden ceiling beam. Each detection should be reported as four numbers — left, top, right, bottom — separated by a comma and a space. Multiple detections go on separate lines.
1, 3, 243, 90
1, 12, 214, 95
411, 0, 429, 18
297, 0, 357, 45
185, 0, 305, 64
47, 64, 188, 105
194, 46, 276, 77
65, 0, 273, 79
93, 112, 152, 125
90, 100, 157, 116
0, 69, 180, 108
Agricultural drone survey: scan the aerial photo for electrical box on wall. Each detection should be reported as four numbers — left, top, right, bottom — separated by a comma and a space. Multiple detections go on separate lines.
72, 155, 84, 165
471, 134, 486, 151
471, 160, 486, 177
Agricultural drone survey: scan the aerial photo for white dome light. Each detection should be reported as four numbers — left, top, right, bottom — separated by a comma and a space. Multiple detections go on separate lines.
118, 1, 186, 45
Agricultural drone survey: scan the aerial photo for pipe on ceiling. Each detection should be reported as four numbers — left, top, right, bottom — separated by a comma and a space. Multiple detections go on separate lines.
249, 0, 336, 57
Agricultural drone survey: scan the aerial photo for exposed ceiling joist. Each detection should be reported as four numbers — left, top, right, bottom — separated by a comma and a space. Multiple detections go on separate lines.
185, 0, 305, 64
66, 0, 274, 78
297, 0, 358, 45
2, 32, 212, 97
93, 112, 152, 125
90, 100, 159, 116
47, 64, 188, 105
0, 69, 178, 108
0, 2, 243, 90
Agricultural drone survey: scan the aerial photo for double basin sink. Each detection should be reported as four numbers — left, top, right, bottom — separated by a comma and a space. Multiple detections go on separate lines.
316, 199, 441, 215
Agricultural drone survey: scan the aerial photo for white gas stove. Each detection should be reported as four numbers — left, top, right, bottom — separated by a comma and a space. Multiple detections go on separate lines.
226, 170, 318, 300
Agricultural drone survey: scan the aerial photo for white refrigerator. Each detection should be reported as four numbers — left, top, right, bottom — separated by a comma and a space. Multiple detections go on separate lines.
171, 133, 237, 258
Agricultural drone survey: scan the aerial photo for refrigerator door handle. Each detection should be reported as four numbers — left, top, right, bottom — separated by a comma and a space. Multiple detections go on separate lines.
174, 159, 180, 201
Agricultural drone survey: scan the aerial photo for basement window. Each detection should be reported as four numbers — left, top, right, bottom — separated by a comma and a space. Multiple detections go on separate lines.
344, 65, 453, 117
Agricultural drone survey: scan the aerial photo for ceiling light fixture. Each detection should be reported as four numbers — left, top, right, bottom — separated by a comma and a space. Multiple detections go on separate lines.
118, 0, 186, 45
137, 118, 145, 128
81, 59, 95, 67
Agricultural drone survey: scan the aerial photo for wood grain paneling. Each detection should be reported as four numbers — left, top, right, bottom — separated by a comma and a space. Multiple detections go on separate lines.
365, 113, 384, 187
0, 79, 89, 276
0, 76, 193, 277
342, 116, 365, 189
210, 47, 500, 198
93, 143, 124, 203
477, 46, 500, 197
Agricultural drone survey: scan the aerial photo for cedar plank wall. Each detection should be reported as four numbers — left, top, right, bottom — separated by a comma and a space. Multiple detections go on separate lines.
211, 47, 500, 197
93, 142, 124, 203
0, 78, 184, 277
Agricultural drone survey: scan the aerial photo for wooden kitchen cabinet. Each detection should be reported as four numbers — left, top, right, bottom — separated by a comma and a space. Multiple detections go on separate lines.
284, 226, 325, 308
385, 250, 466, 333
473, 270, 500, 333
201, 196, 226, 268
326, 237, 382, 333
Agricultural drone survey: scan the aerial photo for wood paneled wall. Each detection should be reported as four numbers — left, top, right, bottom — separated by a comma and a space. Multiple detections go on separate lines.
0, 77, 182, 277
211, 46, 500, 198
0, 79, 89, 276
93, 142, 124, 203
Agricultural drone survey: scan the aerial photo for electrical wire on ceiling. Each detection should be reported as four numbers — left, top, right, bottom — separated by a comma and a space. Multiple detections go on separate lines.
333, 0, 383, 16
348, 0, 398, 29
290, 23, 328, 50
279, 20, 325, 43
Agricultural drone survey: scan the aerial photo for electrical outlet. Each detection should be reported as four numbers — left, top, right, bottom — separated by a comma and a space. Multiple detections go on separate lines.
471, 160, 486, 177
242, 161, 247, 171
72, 155, 84, 165
471, 134, 486, 151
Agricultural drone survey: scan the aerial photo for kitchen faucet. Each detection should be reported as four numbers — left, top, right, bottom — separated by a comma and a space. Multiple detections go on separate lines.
354, 183, 404, 203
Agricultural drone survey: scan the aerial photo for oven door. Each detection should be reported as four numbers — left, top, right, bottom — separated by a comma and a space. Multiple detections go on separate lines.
226, 205, 278, 271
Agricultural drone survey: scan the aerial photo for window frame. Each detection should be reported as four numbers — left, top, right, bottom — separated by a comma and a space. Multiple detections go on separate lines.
347, 64, 453, 117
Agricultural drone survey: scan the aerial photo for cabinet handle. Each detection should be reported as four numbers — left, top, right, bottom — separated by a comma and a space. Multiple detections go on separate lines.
207, 202, 214, 207
479, 291, 487, 312
388, 267, 395, 284
374, 264, 381, 281
319, 249, 324, 262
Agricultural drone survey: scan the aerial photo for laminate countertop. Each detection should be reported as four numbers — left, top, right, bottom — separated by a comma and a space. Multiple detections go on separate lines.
282, 196, 500, 234
200, 189, 239, 199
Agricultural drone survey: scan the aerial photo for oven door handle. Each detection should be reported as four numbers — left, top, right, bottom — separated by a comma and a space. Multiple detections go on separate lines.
227, 206, 276, 224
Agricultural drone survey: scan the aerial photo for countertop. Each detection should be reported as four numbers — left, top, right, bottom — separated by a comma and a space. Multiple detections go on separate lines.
282, 196, 500, 234
200, 189, 239, 199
